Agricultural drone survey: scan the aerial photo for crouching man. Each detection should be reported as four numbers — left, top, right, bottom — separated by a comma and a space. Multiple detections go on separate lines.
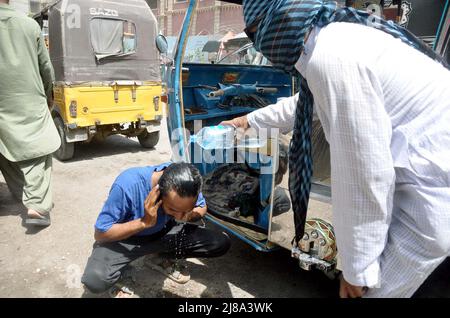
82, 162, 231, 297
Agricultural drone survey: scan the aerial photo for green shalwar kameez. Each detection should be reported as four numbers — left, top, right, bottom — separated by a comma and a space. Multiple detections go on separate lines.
0, 4, 60, 214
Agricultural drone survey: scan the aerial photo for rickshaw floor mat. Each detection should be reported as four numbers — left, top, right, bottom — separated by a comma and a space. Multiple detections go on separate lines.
203, 163, 262, 220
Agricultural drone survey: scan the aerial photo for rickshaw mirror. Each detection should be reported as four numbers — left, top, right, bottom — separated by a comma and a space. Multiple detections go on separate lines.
156, 34, 168, 54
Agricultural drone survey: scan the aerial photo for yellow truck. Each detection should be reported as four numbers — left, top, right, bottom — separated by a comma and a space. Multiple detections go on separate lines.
34, 0, 165, 160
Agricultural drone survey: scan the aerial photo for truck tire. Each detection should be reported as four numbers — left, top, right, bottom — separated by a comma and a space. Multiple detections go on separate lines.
138, 130, 160, 148
53, 117, 75, 161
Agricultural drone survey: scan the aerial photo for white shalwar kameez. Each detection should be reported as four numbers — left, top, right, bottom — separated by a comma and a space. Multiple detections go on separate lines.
247, 22, 450, 298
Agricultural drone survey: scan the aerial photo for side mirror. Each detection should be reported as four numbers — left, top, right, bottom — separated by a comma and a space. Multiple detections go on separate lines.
156, 34, 168, 54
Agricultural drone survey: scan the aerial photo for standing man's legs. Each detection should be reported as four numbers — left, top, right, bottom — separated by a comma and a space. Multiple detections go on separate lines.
364, 217, 447, 298
0, 152, 25, 201
0, 153, 54, 225
365, 184, 450, 298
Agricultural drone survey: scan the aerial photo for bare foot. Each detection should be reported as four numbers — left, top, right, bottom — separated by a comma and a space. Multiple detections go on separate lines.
28, 209, 45, 219
114, 290, 134, 298
109, 285, 139, 298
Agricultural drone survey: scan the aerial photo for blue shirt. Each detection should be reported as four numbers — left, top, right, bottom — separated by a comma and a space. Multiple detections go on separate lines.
95, 162, 206, 236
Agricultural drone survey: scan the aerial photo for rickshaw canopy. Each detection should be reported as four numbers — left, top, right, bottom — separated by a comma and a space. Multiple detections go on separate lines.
44, 0, 160, 83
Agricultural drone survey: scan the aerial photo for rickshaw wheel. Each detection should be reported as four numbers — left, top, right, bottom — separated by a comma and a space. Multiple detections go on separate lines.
137, 130, 160, 148
53, 117, 75, 161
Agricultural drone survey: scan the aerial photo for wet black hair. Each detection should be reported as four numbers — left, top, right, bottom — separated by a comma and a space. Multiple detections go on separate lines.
158, 162, 202, 199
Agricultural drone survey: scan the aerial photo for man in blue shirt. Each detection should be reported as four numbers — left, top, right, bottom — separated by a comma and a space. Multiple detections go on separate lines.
82, 162, 230, 297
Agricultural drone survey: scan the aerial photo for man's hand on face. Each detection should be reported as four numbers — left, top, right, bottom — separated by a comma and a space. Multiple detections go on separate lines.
339, 275, 368, 298
142, 185, 162, 229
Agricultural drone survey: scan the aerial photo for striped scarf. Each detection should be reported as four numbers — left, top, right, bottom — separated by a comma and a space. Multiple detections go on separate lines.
243, 0, 449, 245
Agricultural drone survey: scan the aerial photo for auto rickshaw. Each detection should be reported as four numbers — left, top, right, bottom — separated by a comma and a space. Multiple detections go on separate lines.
164, 0, 449, 278
34, 0, 166, 161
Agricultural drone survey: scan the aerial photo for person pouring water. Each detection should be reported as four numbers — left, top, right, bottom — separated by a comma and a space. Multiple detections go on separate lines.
222, 0, 450, 298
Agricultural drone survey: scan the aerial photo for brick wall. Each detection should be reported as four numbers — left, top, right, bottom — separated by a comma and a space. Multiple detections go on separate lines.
151, 0, 245, 36
219, 4, 244, 34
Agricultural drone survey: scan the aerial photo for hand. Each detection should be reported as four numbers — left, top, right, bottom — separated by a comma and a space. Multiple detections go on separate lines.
220, 115, 249, 129
142, 185, 162, 228
339, 275, 368, 298
181, 210, 202, 223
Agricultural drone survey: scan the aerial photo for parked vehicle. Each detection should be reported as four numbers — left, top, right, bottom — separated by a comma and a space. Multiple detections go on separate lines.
34, 0, 166, 160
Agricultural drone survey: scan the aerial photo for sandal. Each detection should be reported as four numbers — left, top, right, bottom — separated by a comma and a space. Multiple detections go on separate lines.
145, 256, 190, 284
25, 212, 51, 227
108, 283, 140, 298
